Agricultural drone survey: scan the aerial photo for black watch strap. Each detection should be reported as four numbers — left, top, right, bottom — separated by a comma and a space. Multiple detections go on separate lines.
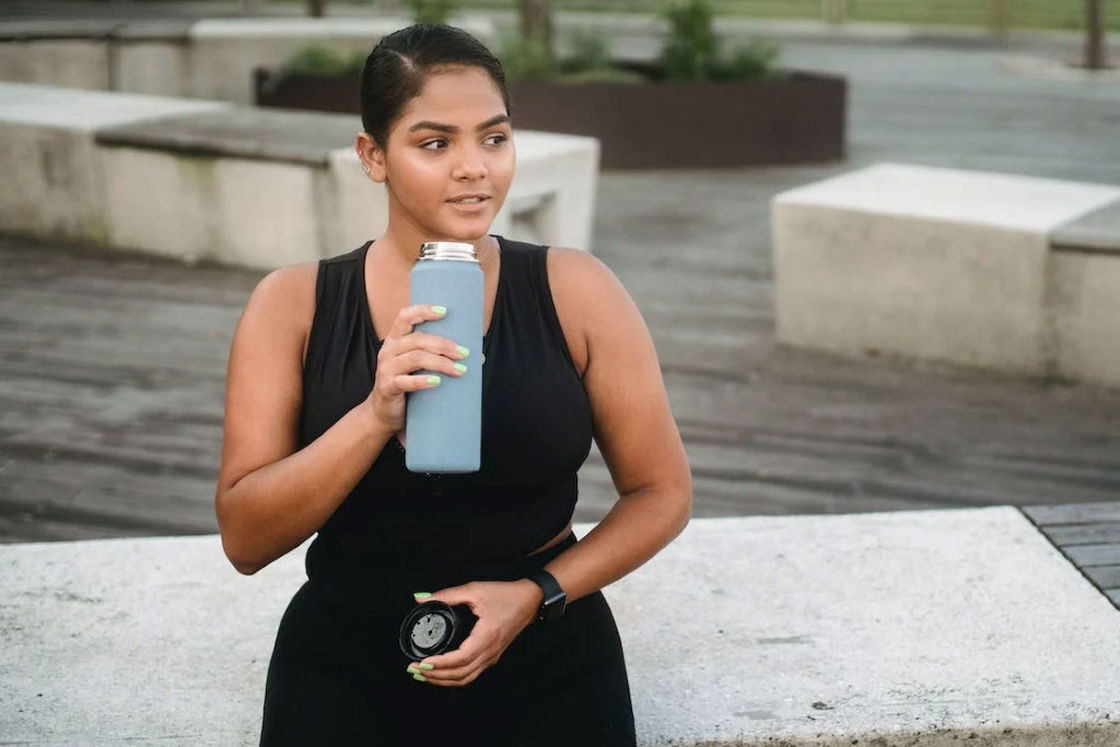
527, 569, 566, 622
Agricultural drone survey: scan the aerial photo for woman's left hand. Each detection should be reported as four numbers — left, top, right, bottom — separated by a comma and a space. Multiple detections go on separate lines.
407, 580, 542, 687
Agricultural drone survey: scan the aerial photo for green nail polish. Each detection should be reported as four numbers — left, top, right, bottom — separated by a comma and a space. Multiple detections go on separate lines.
407, 666, 420, 675
453, 362, 468, 374
432, 306, 447, 315
456, 345, 470, 358
413, 592, 432, 599
419, 663, 434, 671
412, 673, 427, 682
426, 376, 441, 386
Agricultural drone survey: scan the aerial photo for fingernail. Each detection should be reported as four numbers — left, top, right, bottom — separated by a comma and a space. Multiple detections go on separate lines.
453, 362, 468, 374
419, 663, 434, 671
432, 306, 447, 315
426, 376, 441, 387
412, 673, 427, 682
413, 592, 432, 599
407, 665, 420, 675
456, 345, 470, 358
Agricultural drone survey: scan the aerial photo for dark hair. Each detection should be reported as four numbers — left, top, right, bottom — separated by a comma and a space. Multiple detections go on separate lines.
360, 24, 511, 150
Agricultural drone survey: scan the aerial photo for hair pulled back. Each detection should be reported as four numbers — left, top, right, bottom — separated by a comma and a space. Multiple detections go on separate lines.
360, 24, 511, 150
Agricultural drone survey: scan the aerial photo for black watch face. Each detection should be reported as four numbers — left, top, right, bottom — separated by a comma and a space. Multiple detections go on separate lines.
411, 612, 449, 651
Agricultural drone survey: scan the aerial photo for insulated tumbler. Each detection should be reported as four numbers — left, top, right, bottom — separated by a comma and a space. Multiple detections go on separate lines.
404, 241, 483, 473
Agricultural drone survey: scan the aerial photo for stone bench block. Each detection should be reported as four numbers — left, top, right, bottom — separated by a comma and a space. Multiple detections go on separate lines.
0, 83, 599, 268
3, 510, 1120, 744
773, 162, 1120, 378
1047, 199, 1120, 387
0, 82, 229, 244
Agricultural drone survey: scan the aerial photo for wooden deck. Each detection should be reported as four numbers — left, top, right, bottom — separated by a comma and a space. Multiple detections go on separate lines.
2, 230, 1119, 610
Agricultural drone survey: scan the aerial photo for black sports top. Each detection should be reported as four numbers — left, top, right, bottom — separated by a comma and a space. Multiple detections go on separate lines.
299, 235, 593, 573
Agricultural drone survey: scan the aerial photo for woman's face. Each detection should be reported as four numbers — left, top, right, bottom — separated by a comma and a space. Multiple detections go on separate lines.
371, 65, 515, 243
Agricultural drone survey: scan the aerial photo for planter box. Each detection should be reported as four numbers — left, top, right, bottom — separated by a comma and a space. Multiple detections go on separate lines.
255, 66, 846, 169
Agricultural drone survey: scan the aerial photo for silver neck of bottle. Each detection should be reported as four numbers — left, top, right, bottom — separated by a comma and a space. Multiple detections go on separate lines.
417, 241, 479, 263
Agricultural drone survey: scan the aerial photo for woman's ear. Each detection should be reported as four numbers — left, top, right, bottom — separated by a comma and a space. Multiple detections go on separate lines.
355, 132, 388, 183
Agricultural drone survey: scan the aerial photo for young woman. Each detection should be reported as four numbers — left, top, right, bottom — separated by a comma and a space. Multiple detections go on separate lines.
214, 24, 691, 745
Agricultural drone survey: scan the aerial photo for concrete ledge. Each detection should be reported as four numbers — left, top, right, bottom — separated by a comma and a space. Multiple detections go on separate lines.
2, 509, 1119, 744
772, 162, 1120, 386
0, 82, 598, 268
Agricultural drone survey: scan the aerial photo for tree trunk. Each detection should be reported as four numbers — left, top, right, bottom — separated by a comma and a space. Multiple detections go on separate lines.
1085, 0, 1107, 70
307, 0, 327, 18
519, 0, 553, 53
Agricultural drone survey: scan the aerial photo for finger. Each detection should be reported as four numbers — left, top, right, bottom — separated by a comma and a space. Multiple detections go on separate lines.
422, 583, 476, 608
385, 303, 447, 341
419, 627, 487, 671
389, 330, 470, 361
386, 349, 468, 379
420, 662, 488, 687
386, 373, 443, 394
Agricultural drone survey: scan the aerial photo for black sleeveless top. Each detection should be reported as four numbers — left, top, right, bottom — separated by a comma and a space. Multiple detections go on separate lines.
299, 235, 593, 572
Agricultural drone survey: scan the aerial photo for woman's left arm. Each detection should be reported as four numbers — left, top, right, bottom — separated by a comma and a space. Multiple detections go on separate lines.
411, 248, 691, 687
534, 247, 693, 604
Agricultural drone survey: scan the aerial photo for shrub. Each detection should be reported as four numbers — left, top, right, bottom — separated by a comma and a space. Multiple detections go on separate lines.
283, 44, 364, 76
710, 38, 781, 80
498, 32, 554, 82
559, 27, 613, 75
660, 0, 718, 81
409, 0, 457, 25
660, 0, 779, 81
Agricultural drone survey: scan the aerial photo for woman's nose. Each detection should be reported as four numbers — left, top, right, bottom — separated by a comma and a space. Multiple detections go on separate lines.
452, 144, 488, 180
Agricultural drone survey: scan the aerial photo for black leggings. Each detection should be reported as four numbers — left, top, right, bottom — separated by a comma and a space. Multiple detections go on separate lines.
259, 532, 636, 746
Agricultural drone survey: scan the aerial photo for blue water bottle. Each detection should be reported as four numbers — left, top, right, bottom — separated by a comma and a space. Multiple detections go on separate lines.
405, 241, 483, 473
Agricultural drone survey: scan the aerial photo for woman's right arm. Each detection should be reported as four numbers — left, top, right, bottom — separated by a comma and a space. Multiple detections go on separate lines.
214, 265, 464, 575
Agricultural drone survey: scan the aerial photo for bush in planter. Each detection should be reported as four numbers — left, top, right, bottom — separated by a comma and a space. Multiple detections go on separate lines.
282, 43, 364, 77
501, 27, 645, 85
661, 0, 780, 81
409, 0, 457, 25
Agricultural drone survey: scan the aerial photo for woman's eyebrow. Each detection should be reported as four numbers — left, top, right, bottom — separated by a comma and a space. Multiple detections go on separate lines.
408, 114, 511, 134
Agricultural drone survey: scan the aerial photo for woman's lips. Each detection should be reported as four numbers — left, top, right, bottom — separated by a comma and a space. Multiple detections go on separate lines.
447, 197, 490, 212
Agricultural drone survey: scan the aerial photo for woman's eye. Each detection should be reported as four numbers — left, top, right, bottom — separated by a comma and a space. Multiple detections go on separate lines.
420, 139, 447, 150
485, 134, 508, 146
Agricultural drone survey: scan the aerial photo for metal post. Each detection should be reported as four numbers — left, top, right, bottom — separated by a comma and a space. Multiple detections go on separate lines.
1085, 0, 1108, 70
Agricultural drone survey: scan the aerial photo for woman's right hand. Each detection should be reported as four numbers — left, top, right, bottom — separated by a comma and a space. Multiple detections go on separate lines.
365, 304, 469, 437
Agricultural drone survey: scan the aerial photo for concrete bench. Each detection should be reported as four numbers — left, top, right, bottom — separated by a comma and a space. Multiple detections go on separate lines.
0, 17, 496, 105
3, 510, 1119, 744
0, 82, 599, 268
772, 162, 1120, 388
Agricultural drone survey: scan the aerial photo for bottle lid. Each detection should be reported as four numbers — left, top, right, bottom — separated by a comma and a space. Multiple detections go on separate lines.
418, 241, 479, 263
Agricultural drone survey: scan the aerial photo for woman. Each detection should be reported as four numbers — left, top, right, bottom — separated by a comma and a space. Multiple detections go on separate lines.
214, 23, 691, 746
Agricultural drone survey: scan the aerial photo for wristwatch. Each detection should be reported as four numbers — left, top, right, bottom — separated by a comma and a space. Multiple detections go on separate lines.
527, 569, 566, 622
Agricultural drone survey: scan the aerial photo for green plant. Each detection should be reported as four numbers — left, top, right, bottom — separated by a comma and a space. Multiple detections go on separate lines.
710, 38, 780, 80
659, 0, 779, 81
409, 0, 457, 25
660, 0, 718, 80
555, 68, 646, 84
283, 44, 364, 76
498, 31, 554, 82
559, 27, 612, 75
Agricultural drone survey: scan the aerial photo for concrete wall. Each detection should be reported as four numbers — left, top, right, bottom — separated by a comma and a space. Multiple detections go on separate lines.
773, 163, 1120, 386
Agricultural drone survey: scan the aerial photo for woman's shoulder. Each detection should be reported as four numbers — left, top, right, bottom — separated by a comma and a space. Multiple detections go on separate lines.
242, 260, 320, 366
